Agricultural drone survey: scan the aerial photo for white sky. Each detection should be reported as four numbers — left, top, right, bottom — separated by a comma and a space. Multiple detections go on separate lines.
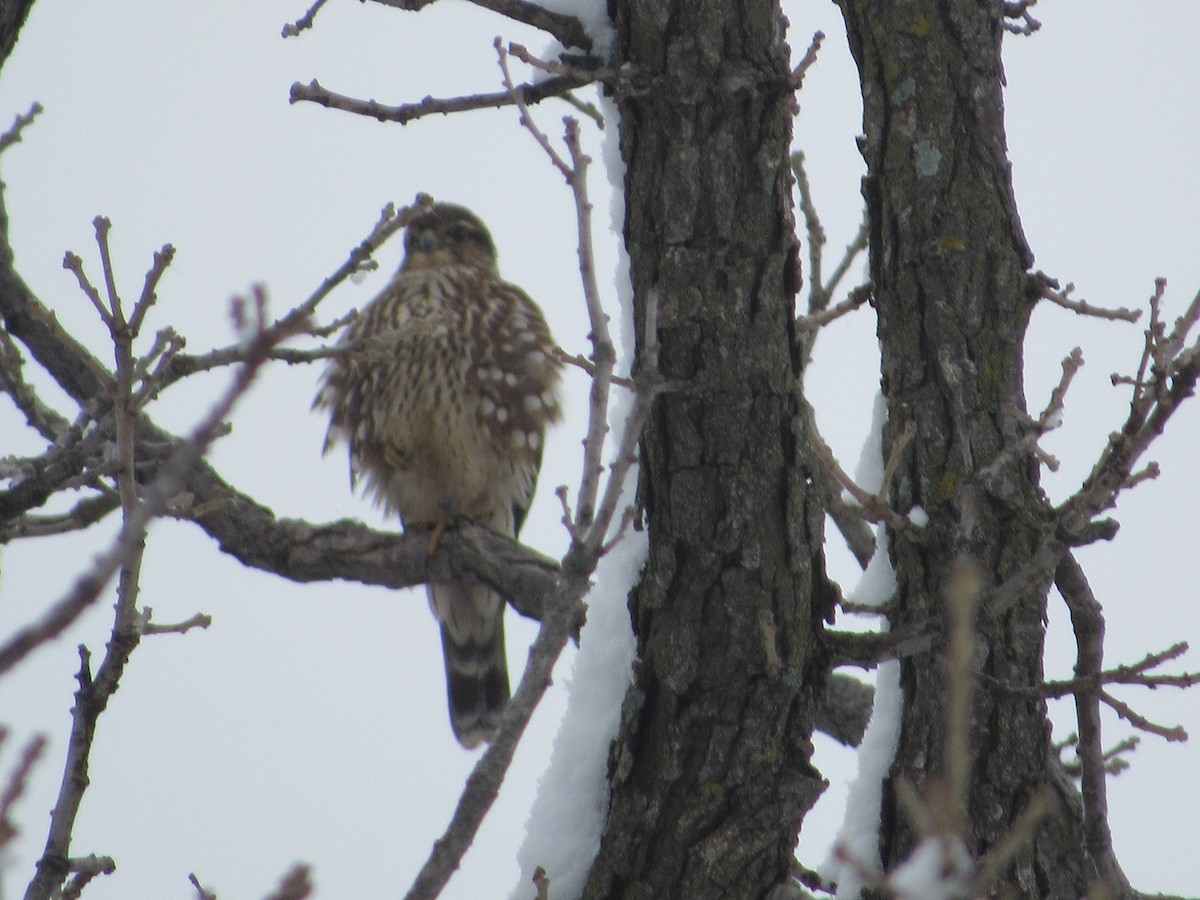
0, 2, 1197, 898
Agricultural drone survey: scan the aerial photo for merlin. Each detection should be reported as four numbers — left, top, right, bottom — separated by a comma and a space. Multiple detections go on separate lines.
316, 202, 563, 748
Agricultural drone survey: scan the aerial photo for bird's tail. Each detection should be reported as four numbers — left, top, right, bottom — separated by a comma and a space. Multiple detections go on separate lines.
429, 583, 510, 749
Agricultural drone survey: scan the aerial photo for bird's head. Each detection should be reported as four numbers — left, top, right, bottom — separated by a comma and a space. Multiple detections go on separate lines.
400, 203, 499, 273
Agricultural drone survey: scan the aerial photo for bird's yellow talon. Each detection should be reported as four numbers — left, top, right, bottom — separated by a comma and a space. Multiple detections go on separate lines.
427, 517, 449, 556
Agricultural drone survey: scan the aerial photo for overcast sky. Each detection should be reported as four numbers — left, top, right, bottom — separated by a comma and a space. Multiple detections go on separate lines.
0, 2, 1197, 898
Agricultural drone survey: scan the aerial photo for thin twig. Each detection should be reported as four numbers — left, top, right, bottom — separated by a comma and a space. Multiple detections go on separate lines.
162, 200, 426, 388
809, 422, 916, 534
795, 282, 871, 332
289, 74, 597, 127
552, 346, 634, 388
507, 42, 612, 83
129, 245, 175, 335
20, 274, 298, 899
401, 54, 662, 898
1033, 273, 1140, 322
821, 218, 869, 304
0, 290, 294, 679
790, 31, 824, 87
61, 251, 112, 328
1099, 690, 1187, 742
791, 151, 826, 315
57, 855, 117, 900
0, 732, 46, 848
977, 347, 1084, 483
0, 102, 43, 155
136, 608, 213, 636
189, 873, 217, 900
1002, 0, 1042, 35
263, 864, 314, 900
281, 0, 329, 37
496, 39, 572, 179
1041, 642, 1197, 698
987, 280, 1200, 620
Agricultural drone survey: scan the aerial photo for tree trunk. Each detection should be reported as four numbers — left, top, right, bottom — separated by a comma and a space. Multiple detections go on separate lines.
582, 2, 829, 897
838, 0, 1093, 894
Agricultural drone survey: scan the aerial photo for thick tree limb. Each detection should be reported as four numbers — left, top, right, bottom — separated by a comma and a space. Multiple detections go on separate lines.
183, 488, 560, 623
0, 196, 561, 626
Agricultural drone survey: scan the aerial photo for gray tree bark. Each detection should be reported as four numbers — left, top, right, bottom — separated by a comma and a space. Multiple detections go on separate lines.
582, 0, 1107, 897
582, 2, 831, 897
838, 0, 1094, 895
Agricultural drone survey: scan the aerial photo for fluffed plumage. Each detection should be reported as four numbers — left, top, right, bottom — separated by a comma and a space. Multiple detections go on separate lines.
315, 202, 562, 748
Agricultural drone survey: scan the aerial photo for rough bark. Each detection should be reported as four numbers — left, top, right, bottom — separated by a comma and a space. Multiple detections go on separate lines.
838, 1, 1092, 895
582, 3, 828, 898
0, 0, 35, 74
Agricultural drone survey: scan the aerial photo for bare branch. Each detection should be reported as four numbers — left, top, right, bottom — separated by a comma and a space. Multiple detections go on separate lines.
1054, 553, 1132, 894
61, 249, 112, 329
795, 282, 871, 332
507, 41, 610, 83
497, 39, 572, 179
57, 855, 117, 900
1041, 643, 1198, 699
1060, 283, 1200, 535
821, 218, 869, 304
0, 289, 290, 680
20, 284, 300, 900
129, 244, 175, 335
1099, 690, 1187, 743
262, 864, 314, 900
988, 281, 1200, 620
0, 328, 71, 440
1032, 272, 1140, 322
790, 31, 824, 87
289, 73, 597, 127
160, 200, 425, 388
552, 345, 634, 389
812, 418, 920, 541
281, 0, 329, 37
0, 101, 42, 155
189, 873, 218, 900
977, 347, 1084, 483
1002, 0, 1042, 35
1, 492, 121, 541
136, 608, 213, 636
791, 151, 826, 315
0, 731, 46, 850
790, 149, 869, 356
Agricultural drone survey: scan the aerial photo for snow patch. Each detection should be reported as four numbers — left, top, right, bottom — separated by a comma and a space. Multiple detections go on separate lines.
510, 92, 643, 900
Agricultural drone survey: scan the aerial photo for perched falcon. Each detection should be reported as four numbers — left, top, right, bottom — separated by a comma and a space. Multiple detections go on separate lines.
316, 203, 563, 748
